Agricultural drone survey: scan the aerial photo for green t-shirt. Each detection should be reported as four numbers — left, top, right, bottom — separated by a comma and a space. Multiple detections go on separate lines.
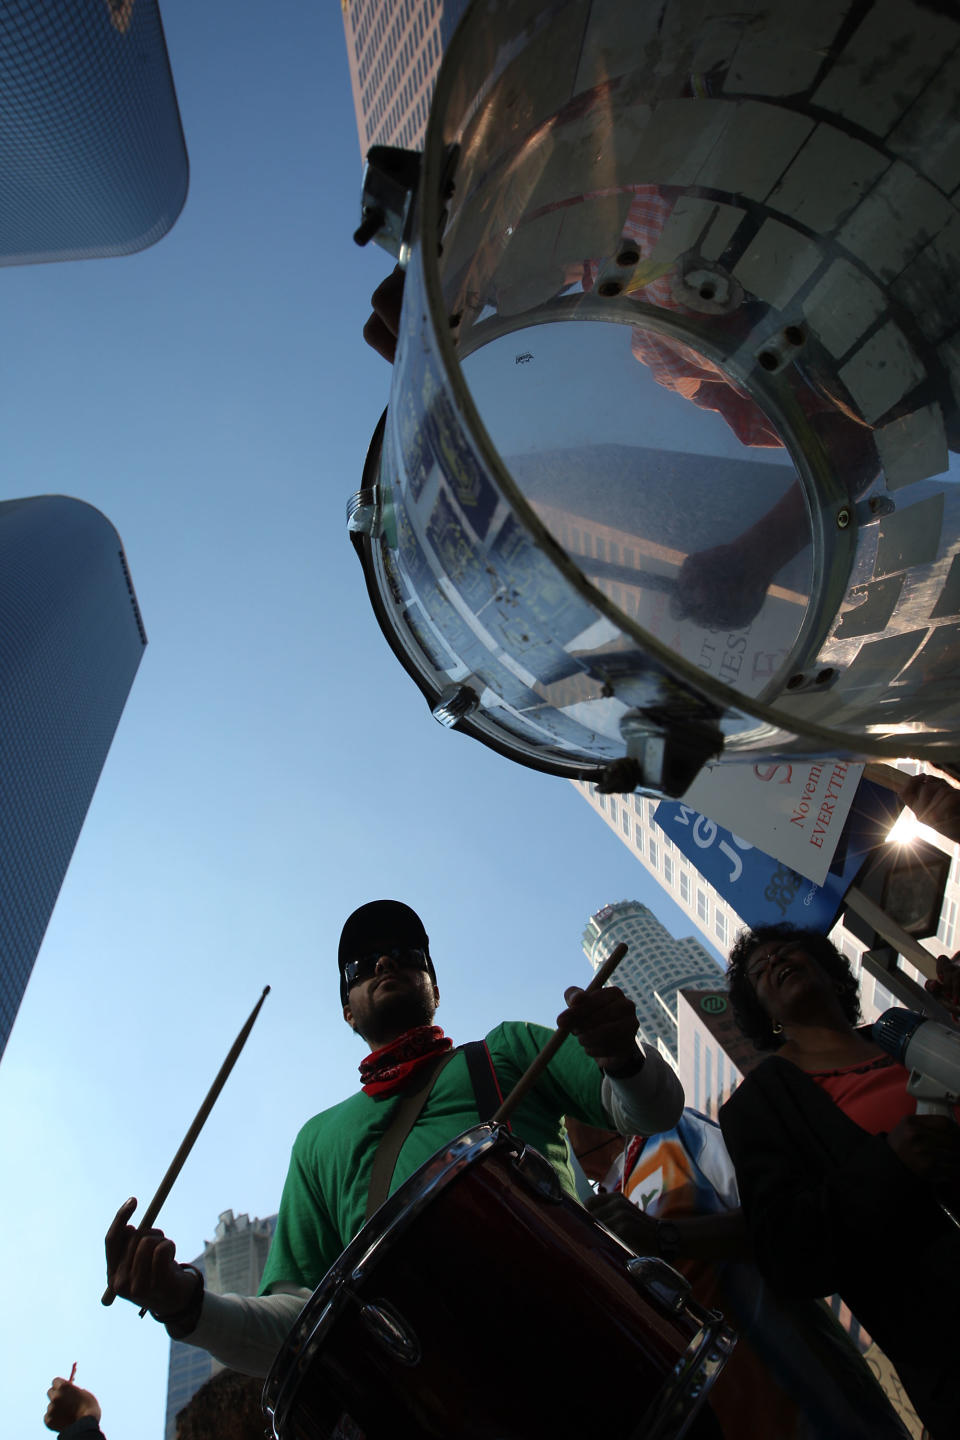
260, 1020, 610, 1293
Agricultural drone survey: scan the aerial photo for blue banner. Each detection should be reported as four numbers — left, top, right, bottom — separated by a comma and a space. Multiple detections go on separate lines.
654, 780, 901, 934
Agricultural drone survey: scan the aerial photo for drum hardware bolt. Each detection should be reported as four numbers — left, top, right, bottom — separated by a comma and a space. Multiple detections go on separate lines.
783, 324, 805, 347
836, 506, 851, 528
353, 208, 385, 248
616, 247, 640, 267
785, 667, 839, 693
598, 280, 623, 297
360, 1300, 422, 1366
346, 488, 382, 538
861, 493, 895, 523
432, 683, 479, 728
684, 269, 731, 306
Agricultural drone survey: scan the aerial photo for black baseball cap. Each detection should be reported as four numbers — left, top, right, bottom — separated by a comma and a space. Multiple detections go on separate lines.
338, 900, 435, 1003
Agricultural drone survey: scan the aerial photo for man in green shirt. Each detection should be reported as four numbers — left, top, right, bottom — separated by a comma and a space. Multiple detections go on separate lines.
106, 900, 684, 1375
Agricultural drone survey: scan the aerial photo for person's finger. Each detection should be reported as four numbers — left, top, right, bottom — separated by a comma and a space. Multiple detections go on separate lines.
362, 312, 397, 363
370, 267, 403, 331
105, 1197, 138, 1260
128, 1231, 170, 1299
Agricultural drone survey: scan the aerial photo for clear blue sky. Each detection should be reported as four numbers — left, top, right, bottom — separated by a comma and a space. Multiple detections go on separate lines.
0, 6, 712, 1436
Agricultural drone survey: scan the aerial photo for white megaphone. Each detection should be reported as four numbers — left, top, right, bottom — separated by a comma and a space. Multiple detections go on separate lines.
872, 1009, 960, 1119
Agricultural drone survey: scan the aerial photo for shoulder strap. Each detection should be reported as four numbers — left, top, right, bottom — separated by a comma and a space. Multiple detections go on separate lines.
365, 1048, 459, 1220
462, 1039, 505, 1123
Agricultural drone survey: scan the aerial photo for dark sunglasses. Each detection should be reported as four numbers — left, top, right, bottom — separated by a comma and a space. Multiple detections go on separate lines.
343, 947, 429, 989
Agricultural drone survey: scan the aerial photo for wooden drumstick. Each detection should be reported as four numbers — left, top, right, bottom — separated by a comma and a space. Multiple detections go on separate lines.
102, 984, 271, 1306
492, 943, 628, 1125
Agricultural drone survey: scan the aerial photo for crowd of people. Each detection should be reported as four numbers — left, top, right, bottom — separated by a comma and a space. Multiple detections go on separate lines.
87, 779, 960, 1440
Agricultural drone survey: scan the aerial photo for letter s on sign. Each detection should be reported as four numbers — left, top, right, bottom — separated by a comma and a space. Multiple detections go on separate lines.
754, 763, 793, 785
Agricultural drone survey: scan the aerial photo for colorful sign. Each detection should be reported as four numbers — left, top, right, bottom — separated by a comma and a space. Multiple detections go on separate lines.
655, 780, 900, 935
680, 757, 865, 884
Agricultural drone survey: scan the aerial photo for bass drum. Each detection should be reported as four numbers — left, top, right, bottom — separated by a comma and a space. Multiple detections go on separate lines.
264, 1124, 734, 1440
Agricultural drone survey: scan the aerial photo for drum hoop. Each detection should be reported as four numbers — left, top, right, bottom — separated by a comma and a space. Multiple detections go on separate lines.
264, 1122, 512, 1435
631, 1312, 738, 1440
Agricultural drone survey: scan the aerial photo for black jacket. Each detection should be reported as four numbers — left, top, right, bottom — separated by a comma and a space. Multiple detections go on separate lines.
720, 1055, 958, 1438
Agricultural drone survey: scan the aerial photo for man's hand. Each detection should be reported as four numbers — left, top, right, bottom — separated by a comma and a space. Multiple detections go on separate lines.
363, 267, 403, 364
44, 1378, 101, 1433
587, 1191, 660, 1252
887, 1115, 960, 1184
105, 1198, 197, 1319
556, 984, 641, 1076
901, 774, 960, 843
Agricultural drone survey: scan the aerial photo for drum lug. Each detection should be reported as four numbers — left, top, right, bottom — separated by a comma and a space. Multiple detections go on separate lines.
510, 1144, 564, 1202
359, 1299, 422, 1366
626, 1255, 692, 1313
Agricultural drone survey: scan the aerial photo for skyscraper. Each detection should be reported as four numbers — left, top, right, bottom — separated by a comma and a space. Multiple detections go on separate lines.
0, 497, 146, 1058
0, 1, 188, 265
341, 0, 469, 157
164, 1210, 277, 1439
582, 900, 724, 1068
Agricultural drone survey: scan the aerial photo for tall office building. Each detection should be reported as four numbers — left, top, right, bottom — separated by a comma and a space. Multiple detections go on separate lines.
164, 1210, 277, 1439
341, 0, 469, 157
0, 0, 187, 265
582, 900, 724, 1069
0, 497, 146, 1059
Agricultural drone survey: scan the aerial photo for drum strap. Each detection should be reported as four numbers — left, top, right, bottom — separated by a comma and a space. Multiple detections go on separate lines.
365, 1041, 506, 1219
365, 1048, 460, 1220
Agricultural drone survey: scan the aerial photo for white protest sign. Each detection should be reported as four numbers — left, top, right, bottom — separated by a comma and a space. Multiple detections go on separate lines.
680, 758, 865, 885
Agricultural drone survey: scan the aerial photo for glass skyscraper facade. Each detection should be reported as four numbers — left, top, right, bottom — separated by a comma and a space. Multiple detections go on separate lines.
342, 0, 470, 157
0, 0, 188, 265
0, 496, 146, 1058
164, 1210, 276, 1439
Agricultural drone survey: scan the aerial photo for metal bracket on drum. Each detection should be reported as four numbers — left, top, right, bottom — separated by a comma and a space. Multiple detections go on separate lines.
625, 1255, 692, 1314
359, 1298, 422, 1366
353, 145, 422, 260
509, 1142, 564, 1202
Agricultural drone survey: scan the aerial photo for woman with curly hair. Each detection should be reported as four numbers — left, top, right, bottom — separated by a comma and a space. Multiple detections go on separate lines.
719, 923, 960, 1440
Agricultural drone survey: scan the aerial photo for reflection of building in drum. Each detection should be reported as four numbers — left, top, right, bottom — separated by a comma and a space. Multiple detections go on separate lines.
164, 1210, 276, 1439
582, 899, 723, 1071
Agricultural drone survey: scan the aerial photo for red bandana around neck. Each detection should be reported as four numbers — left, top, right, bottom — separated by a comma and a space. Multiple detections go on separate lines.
359, 1025, 454, 1097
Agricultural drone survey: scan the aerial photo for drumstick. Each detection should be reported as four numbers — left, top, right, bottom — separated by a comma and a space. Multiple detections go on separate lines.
492, 943, 628, 1125
101, 984, 271, 1306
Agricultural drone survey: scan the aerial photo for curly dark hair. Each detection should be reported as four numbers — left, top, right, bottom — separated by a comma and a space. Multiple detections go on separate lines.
726, 923, 861, 1051
175, 1369, 265, 1440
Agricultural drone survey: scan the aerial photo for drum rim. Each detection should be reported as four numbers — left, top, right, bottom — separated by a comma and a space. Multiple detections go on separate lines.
263, 1122, 511, 1434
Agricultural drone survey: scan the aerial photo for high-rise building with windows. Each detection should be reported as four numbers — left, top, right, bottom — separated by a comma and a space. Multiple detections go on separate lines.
341, 0, 470, 158
0, 1, 187, 265
0, 497, 147, 1059
164, 1210, 277, 1439
582, 900, 724, 1069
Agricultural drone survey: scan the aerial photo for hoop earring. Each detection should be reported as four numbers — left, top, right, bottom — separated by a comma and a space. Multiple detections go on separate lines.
772, 1021, 783, 1035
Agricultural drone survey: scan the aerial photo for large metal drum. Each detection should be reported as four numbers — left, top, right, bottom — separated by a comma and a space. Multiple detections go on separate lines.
264, 1124, 734, 1439
351, 0, 960, 794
